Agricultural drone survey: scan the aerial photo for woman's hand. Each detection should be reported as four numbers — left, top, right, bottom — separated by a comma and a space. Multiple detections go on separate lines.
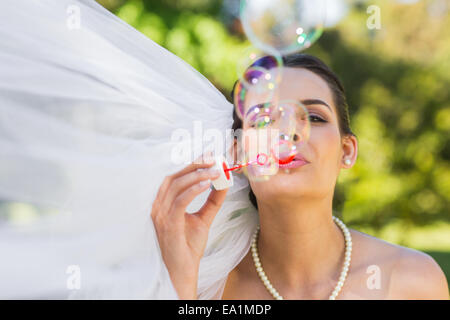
150, 152, 228, 299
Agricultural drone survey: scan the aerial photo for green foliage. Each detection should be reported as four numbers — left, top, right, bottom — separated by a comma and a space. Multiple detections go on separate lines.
113, 0, 248, 93
105, 0, 449, 231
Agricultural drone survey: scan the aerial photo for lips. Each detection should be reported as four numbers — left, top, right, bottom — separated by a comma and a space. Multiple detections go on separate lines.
277, 153, 310, 169
293, 154, 309, 163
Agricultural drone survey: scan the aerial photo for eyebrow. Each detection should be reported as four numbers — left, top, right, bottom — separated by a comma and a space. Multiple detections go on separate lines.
245, 99, 332, 117
245, 103, 271, 117
300, 99, 332, 112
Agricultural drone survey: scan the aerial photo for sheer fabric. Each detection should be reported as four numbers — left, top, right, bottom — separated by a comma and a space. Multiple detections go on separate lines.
0, 0, 258, 299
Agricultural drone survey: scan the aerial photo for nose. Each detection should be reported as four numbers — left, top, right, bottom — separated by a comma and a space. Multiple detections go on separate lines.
281, 132, 300, 143
275, 103, 306, 142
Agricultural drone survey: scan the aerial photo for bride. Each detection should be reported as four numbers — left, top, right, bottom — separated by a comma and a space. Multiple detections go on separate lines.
0, 0, 447, 300
153, 53, 449, 300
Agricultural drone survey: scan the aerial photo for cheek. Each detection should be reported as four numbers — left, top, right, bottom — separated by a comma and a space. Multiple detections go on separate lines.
309, 126, 341, 169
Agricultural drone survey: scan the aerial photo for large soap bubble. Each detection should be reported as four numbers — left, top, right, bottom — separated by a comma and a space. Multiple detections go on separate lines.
240, 100, 311, 181
234, 49, 283, 120
236, 46, 283, 93
240, 0, 327, 55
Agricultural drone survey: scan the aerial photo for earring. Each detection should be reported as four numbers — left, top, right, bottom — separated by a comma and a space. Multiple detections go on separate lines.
344, 159, 351, 166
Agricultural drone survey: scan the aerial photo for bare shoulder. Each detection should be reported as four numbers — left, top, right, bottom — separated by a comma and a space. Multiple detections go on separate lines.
349, 228, 449, 300
387, 244, 449, 299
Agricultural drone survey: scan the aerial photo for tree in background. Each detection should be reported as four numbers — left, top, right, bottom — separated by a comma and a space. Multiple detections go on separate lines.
99, 0, 449, 239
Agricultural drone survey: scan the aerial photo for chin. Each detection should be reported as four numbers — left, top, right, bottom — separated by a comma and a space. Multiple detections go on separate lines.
254, 172, 310, 195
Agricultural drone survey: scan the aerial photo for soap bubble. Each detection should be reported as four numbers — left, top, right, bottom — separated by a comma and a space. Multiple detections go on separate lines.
240, 0, 326, 55
241, 100, 310, 181
234, 48, 283, 120
236, 47, 283, 89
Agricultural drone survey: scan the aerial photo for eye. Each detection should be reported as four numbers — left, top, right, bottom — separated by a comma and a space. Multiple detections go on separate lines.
249, 115, 274, 128
309, 115, 326, 123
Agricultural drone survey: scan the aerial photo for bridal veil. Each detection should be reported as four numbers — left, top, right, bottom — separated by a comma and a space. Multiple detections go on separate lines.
0, 0, 258, 299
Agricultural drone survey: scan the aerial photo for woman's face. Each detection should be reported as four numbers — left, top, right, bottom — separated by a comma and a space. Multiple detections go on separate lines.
239, 67, 357, 203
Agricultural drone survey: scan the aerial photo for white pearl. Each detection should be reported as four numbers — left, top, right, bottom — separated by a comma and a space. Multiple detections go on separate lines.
251, 215, 352, 300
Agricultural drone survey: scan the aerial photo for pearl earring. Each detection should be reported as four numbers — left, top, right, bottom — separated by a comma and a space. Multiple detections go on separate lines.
344, 159, 351, 165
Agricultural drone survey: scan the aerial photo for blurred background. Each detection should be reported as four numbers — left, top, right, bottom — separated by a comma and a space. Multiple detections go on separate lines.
1, 0, 449, 290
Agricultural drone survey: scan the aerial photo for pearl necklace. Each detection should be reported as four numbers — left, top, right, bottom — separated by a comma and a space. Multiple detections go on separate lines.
251, 216, 352, 300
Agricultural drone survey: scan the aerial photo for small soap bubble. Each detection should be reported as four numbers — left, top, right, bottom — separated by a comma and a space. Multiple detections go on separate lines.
240, 0, 326, 55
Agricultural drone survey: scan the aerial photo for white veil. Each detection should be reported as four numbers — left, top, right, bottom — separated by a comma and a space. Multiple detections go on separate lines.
0, 0, 258, 299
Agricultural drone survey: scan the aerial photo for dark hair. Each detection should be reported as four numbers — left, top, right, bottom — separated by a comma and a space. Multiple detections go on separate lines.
230, 53, 355, 210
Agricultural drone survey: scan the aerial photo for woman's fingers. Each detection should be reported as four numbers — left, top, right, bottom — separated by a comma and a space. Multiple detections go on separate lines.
161, 161, 215, 201
151, 152, 216, 220
169, 178, 214, 217
171, 153, 216, 181
163, 168, 220, 217
194, 188, 229, 228
150, 151, 224, 300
